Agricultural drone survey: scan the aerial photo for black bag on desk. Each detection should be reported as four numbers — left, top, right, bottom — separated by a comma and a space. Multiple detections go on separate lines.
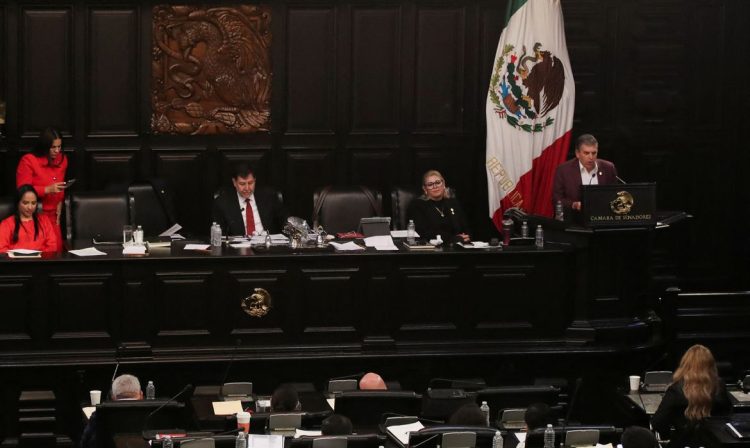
420, 388, 476, 420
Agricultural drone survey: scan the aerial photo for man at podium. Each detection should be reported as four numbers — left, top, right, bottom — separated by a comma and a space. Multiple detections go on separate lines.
552, 134, 618, 212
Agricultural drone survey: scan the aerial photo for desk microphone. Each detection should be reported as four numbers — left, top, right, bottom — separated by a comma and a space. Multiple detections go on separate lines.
588, 173, 597, 185
615, 175, 627, 184
561, 377, 583, 446
409, 432, 441, 448
219, 338, 242, 397
142, 383, 193, 434
106, 359, 120, 400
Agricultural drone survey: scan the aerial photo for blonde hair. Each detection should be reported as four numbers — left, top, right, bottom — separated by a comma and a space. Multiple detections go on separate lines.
420, 170, 452, 200
673, 344, 720, 420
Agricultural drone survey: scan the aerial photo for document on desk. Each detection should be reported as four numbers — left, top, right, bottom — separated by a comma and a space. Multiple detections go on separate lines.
249, 434, 284, 448
82, 406, 96, 419
231, 242, 254, 248
458, 241, 489, 249
364, 235, 399, 251
330, 241, 364, 251
159, 223, 183, 237
514, 432, 526, 443
294, 429, 322, 438
390, 230, 420, 238
69, 247, 107, 257
184, 244, 210, 251
212, 400, 243, 415
387, 421, 424, 446
731, 390, 750, 403
326, 397, 335, 410
122, 245, 147, 255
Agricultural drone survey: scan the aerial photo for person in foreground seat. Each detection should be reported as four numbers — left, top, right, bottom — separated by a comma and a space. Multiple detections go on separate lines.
321, 414, 353, 435
271, 384, 301, 412
621, 426, 658, 448
552, 133, 618, 213
212, 163, 288, 236
359, 372, 387, 390
651, 344, 732, 448
407, 170, 470, 243
0, 184, 58, 253
80, 374, 143, 448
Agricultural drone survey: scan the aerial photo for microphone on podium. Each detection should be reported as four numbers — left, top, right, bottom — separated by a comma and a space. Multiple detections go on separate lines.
142, 383, 193, 437
615, 175, 627, 184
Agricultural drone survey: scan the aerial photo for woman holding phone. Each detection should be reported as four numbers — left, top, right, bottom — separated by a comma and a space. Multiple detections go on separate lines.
16, 128, 68, 251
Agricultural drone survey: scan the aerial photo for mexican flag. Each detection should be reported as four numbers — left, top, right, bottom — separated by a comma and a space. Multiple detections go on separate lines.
485, 0, 575, 229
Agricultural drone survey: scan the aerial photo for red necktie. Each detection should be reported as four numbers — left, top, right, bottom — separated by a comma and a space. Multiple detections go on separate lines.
245, 198, 256, 236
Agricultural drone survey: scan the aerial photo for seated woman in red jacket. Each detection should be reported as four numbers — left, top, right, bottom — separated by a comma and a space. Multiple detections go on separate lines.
0, 184, 59, 253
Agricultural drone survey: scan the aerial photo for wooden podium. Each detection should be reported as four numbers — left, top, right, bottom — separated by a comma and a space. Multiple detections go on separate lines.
580, 182, 657, 228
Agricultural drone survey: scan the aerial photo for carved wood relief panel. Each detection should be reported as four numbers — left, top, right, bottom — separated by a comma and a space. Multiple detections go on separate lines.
151, 5, 272, 134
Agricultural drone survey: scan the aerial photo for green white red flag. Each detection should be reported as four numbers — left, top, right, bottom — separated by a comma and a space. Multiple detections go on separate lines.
485, 0, 575, 228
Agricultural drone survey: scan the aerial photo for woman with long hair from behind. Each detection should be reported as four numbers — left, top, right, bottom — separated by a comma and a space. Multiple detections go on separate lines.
652, 344, 732, 448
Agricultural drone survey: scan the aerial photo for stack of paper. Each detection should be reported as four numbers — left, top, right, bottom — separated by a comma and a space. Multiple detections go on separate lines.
330, 241, 364, 251
184, 244, 210, 251
363, 235, 399, 251
69, 247, 107, 257
123, 245, 147, 255
387, 421, 424, 446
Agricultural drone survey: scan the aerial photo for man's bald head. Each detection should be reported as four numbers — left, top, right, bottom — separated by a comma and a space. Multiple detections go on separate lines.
359, 372, 387, 390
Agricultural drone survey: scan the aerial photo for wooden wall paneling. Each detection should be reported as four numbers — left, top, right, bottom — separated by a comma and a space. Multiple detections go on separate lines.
20, 7, 72, 136
392, 265, 462, 340
472, 265, 537, 337
413, 5, 465, 132
154, 271, 213, 340
298, 267, 362, 342
350, 5, 401, 133
152, 147, 211, 234
0, 275, 34, 346
87, 7, 138, 136
286, 6, 336, 133
48, 273, 116, 345
348, 147, 398, 193
562, 0, 611, 131
84, 147, 139, 190
284, 149, 335, 220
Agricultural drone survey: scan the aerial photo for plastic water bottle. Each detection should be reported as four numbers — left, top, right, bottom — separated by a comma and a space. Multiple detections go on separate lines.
407, 220, 416, 243
535, 225, 544, 249
521, 221, 529, 238
162, 435, 173, 448
544, 424, 555, 448
210, 222, 222, 247
236, 431, 247, 448
554, 200, 564, 221
134, 225, 144, 245
265, 232, 272, 249
480, 401, 490, 426
493, 431, 503, 448
145, 380, 155, 400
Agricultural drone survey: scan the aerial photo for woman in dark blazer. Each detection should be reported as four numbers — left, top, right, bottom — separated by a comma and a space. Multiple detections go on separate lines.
407, 169, 470, 243
652, 344, 732, 448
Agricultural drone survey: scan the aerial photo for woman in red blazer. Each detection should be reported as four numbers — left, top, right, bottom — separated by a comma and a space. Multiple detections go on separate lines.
0, 185, 58, 253
16, 128, 68, 251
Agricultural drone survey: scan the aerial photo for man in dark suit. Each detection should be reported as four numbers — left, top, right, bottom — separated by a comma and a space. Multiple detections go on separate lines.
552, 134, 618, 212
212, 163, 288, 236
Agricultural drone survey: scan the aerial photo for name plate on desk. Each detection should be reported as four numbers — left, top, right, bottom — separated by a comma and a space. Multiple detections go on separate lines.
581, 183, 656, 228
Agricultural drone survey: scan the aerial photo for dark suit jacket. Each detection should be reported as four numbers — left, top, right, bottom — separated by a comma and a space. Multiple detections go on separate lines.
551, 158, 618, 209
651, 381, 732, 448
212, 187, 288, 236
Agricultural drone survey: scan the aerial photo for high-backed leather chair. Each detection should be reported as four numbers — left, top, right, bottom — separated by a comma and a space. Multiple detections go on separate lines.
128, 181, 176, 237
333, 391, 421, 428
65, 191, 131, 243
0, 195, 14, 221
390, 187, 419, 230
312, 186, 382, 234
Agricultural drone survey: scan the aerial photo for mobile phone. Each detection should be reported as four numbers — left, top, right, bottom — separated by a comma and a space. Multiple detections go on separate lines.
64, 178, 76, 187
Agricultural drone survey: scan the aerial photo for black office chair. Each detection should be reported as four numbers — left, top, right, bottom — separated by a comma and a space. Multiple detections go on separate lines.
406, 426, 499, 448
289, 433, 386, 448
0, 195, 14, 221
65, 191, 131, 243
420, 388, 477, 421
333, 391, 421, 428
128, 181, 177, 237
390, 187, 419, 230
312, 186, 382, 234
476, 385, 561, 413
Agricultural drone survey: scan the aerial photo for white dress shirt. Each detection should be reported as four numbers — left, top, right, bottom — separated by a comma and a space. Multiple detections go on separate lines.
237, 192, 265, 234
579, 161, 599, 186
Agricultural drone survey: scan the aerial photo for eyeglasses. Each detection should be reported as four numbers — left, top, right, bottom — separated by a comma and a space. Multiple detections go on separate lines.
424, 179, 444, 189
